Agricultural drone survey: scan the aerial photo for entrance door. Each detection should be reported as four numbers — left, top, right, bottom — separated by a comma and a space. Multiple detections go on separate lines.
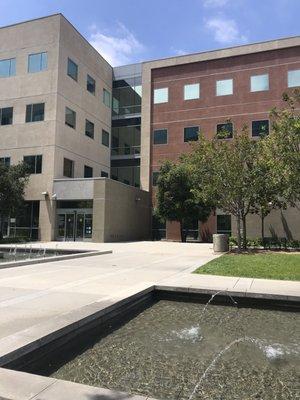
76, 213, 84, 240
57, 214, 66, 239
65, 213, 75, 240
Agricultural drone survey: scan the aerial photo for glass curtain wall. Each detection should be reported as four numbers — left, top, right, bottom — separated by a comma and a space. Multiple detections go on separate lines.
112, 76, 142, 117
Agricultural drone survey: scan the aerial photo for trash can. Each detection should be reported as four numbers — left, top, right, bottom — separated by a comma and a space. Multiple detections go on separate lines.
213, 234, 229, 252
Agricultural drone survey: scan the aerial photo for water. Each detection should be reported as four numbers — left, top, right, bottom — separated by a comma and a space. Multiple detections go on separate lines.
0, 247, 71, 263
46, 300, 300, 399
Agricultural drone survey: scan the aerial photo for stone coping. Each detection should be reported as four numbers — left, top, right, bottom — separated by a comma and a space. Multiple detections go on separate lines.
0, 284, 298, 399
0, 249, 112, 270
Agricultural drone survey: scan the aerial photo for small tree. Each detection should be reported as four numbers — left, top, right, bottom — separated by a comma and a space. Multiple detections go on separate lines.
155, 160, 213, 242
0, 162, 29, 240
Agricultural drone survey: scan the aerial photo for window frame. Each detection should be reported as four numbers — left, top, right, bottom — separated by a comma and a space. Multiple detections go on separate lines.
216, 122, 234, 139
28, 52, 48, 73
87, 74, 96, 95
154, 87, 168, 104
23, 154, 42, 174
85, 119, 95, 139
84, 165, 93, 178
65, 107, 76, 129
67, 58, 78, 81
0, 58, 16, 78
63, 158, 74, 178
152, 171, 160, 186
216, 78, 233, 96
101, 171, 109, 178
25, 103, 45, 123
0, 107, 13, 126
251, 119, 270, 138
184, 83, 200, 101
102, 129, 110, 147
250, 73, 269, 92
103, 88, 111, 108
184, 126, 199, 142
153, 128, 168, 145
288, 69, 300, 88
0, 157, 11, 167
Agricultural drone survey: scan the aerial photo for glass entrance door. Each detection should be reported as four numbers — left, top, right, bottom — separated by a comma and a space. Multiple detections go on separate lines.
56, 211, 93, 241
65, 213, 75, 240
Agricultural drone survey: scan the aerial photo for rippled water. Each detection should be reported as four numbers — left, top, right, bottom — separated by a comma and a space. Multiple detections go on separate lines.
50, 301, 300, 399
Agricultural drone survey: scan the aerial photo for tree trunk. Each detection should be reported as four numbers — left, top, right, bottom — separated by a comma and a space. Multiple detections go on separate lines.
180, 221, 186, 243
236, 214, 242, 252
242, 214, 247, 250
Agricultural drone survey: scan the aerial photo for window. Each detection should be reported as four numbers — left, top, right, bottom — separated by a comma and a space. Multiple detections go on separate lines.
0, 157, 10, 167
112, 76, 142, 116
154, 88, 168, 104
101, 171, 109, 178
84, 165, 93, 178
152, 171, 160, 186
25, 103, 45, 123
0, 107, 13, 125
87, 75, 96, 94
102, 129, 110, 147
28, 52, 47, 73
216, 79, 233, 96
184, 83, 200, 100
153, 129, 168, 145
67, 58, 78, 81
288, 69, 300, 88
85, 119, 94, 139
63, 158, 74, 178
23, 155, 42, 174
217, 215, 231, 235
216, 122, 233, 139
65, 107, 76, 129
252, 120, 269, 137
103, 88, 111, 107
184, 126, 199, 142
0, 58, 16, 77
251, 74, 269, 92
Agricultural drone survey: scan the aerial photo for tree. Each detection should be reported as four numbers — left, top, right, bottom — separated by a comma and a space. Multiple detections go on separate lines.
155, 160, 213, 242
187, 130, 259, 251
0, 162, 29, 240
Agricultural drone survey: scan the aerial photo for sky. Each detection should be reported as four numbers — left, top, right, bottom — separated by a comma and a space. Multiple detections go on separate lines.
0, 0, 299, 66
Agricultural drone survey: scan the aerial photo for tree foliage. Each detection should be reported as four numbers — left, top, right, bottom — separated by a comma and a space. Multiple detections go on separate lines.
155, 160, 213, 242
0, 162, 29, 239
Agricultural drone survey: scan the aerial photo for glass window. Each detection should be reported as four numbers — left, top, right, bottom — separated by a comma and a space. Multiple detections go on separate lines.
251, 74, 269, 92
24, 155, 42, 174
67, 58, 78, 81
184, 126, 199, 142
85, 119, 94, 139
0, 107, 13, 125
103, 88, 111, 107
216, 79, 233, 96
28, 52, 47, 73
184, 83, 200, 100
153, 129, 168, 145
0, 58, 16, 77
217, 215, 231, 235
25, 103, 44, 122
154, 88, 168, 104
288, 69, 300, 88
112, 77, 142, 116
63, 158, 74, 178
65, 107, 76, 129
152, 171, 160, 186
252, 120, 269, 137
216, 122, 233, 139
101, 171, 109, 178
102, 129, 110, 147
87, 74, 96, 94
84, 165, 93, 178
0, 157, 10, 167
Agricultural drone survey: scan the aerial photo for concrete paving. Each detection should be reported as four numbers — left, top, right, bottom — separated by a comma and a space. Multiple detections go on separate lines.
0, 240, 299, 400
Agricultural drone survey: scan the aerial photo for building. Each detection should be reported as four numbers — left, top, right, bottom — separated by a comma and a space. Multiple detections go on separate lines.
0, 14, 299, 242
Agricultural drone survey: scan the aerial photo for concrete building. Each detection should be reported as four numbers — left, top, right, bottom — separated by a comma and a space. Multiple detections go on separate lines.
0, 14, 299, 242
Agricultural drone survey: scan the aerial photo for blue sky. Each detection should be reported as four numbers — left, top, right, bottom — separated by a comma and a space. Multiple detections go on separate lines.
0, 0, 299, 66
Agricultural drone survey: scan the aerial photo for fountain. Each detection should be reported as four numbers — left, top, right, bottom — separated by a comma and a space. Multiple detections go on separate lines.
199, 290, 238, 321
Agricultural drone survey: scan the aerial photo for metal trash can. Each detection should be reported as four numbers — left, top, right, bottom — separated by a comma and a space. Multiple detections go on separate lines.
213, 234, 229, 252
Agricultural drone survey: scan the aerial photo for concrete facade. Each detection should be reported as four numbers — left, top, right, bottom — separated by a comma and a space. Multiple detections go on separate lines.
0, 14, 299, 242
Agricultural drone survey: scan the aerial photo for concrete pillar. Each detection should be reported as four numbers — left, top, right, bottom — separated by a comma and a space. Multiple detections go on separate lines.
39, 198, 56, 241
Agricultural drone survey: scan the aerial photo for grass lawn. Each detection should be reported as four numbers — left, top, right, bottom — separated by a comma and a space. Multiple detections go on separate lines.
194, 252, 300, 281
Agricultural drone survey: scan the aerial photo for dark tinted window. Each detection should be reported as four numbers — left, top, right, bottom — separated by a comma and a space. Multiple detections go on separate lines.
65, 107, 76, 129
87, 75, 95, 94
216, 123, 233, 139
217, 215, 231, 235
153, 129, 168, 144
85, 119, 94, 139
26, 103, 44, 122
252, 120, 269, 137
0, 157, 10, 166
67, 58, 78, 81
63, 158, 74, 178
84, 165, 93, 178
184, 126, 199, 142
102, 129, 110, 147
152, 171, 159, 186
0, 107, 13, 125
24, 155, 42, 174
101, 171, 109, 178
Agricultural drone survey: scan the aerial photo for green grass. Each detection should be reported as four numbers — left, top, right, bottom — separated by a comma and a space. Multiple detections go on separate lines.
194, 253, 300, 281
